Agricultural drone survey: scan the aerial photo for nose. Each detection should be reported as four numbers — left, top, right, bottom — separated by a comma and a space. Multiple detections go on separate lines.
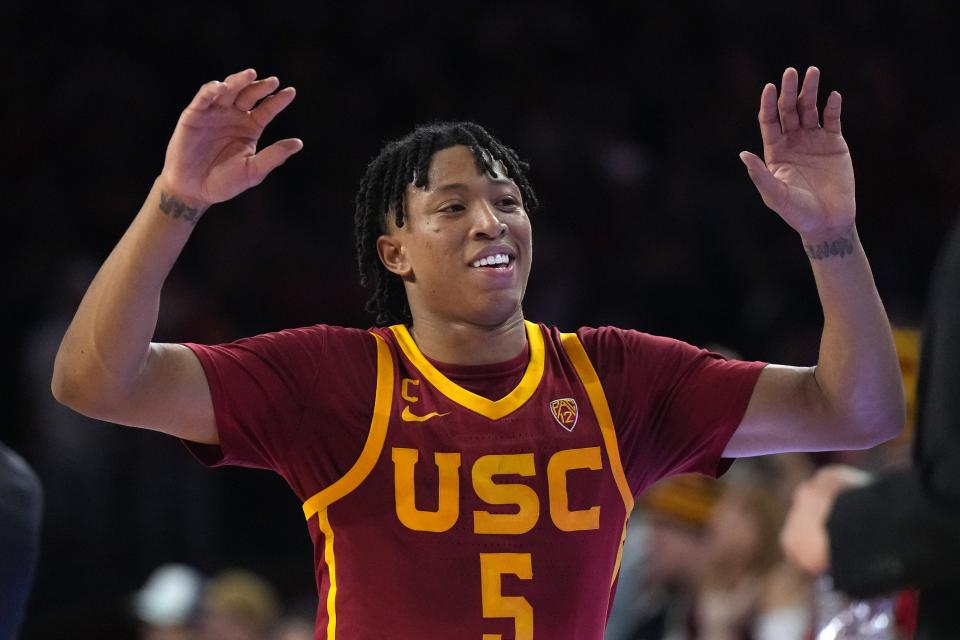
472, 202, 507, 240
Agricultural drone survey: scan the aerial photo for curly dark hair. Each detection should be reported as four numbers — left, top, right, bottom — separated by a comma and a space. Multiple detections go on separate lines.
353, 121, 539, 326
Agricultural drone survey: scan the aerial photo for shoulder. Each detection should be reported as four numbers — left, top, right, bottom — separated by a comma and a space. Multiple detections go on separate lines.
221, 324, 377, 359
542, 324, 755, 399
185, 324, 381, 392
542, 324, 702, 365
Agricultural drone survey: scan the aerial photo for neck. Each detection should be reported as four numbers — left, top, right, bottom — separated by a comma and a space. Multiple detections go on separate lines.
407, 310, 528, 365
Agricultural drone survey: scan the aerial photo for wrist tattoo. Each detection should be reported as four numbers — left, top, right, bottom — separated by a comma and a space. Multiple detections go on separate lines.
804, 231, 855, 261
159, 191, 203, 225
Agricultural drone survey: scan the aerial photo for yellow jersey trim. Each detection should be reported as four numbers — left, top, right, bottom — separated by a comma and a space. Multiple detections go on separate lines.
302, 332, 394, 520
559, 331, 635, 587
559, 332, 634, 513
318, 509, 338, 639
611, 519, 629, 588
388, 321, 545, 421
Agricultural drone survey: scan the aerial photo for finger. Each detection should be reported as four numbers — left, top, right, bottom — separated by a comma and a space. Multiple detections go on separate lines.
797, 66, 821, 129
823, 91, 842, 134
815, 464, 870, 487
811, 476, 848, 495
245, 138, 304, 186
739, 151, 787, 210
777, 67, 801, 133
188, 80, 228, 111
250, 87, 296, 128
758, 83, 781, 147
236, 76, 280, 111
215, 68, 258, 107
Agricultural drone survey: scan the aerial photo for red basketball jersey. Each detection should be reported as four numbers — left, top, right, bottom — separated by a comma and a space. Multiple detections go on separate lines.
184, 321, 764, 640
302, 322, 633, 639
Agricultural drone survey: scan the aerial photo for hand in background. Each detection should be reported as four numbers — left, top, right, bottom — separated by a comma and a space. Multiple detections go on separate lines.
780, 465, 871, 575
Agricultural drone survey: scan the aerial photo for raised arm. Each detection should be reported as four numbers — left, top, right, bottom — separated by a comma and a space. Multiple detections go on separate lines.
724, 66, 904, 457
51, 69, 302, 443
781, 220, 960, 587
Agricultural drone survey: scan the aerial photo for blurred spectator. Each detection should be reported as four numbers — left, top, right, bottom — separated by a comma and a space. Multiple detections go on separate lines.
134, 563, 203, 640
0, 442, 43, 639
606, 474, 719, 640
695, 463, 810, 640
198, 569, 280, 640
270, 617, 314, 640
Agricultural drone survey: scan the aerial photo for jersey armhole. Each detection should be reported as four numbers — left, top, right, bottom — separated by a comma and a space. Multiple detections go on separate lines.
302, 333, 394, 520
560, 332, 634, 513
561, 331, 635, 588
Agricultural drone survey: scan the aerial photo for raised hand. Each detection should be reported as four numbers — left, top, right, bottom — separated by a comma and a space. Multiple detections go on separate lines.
159, 68, 303, 209
739, 67, 855, 239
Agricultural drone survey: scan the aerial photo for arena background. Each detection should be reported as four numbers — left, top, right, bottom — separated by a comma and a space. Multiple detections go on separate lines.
6, 2, 959, 636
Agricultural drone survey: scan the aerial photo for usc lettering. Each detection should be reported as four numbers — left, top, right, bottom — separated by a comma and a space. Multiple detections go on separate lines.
547, 447, 602, 531
392, 448, 462, 532
391, 446, 603, 534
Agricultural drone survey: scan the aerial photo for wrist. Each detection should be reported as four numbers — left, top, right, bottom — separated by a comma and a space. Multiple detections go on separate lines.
809, 525, 831, 575
800, 224, 857, 261
153, 176, 210, 225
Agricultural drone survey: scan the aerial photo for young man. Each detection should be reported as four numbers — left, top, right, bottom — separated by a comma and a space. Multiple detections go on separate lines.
53, 66, 903, 639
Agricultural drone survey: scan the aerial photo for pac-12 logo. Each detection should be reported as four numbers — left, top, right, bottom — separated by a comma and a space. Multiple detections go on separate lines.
549, 398, 578, 431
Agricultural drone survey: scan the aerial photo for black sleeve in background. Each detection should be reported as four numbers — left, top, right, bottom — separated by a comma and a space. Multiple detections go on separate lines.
0, 442, 44, 640
827, 468, 960, 597
827, 220, 960, 598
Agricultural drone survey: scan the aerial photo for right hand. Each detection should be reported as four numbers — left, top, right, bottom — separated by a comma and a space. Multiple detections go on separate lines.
780, 465, 871, 575
159, 68, 303, 208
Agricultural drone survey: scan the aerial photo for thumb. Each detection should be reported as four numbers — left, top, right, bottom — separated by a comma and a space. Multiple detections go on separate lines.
739, 151, 786, 211
247, 138, 304, 185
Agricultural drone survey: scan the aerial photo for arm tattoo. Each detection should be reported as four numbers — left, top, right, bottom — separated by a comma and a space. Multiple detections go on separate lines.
805, 230, 855, 261
159, 191, 203, 225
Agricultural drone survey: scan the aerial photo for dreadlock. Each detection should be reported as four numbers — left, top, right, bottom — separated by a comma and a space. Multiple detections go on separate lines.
354, 121, 540, 326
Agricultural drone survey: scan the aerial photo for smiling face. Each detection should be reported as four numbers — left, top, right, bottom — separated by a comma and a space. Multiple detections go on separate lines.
376, 145, 533, 328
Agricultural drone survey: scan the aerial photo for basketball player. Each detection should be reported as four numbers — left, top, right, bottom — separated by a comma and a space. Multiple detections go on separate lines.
52, 66, 904, 639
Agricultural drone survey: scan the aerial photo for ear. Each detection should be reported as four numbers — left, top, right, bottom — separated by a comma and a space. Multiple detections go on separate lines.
376, 233, 411, 277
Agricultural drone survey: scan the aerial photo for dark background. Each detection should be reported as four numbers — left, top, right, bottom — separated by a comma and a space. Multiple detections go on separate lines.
6, 1, 959, 636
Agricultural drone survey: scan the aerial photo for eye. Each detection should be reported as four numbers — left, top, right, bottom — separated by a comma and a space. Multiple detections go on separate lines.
439, 202, 466, 213
497, 196, 521, 211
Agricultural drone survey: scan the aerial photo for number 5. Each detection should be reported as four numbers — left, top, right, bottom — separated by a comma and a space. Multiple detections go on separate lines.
480, 553, 533, 640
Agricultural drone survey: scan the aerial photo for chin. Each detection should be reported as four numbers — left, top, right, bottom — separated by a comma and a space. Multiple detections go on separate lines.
466, 294, 524, 327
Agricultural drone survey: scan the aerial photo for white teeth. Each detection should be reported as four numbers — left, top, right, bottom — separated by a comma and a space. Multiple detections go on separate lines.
471, 253, 512, 268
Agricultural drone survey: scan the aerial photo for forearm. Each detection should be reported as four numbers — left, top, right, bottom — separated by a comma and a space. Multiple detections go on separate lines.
804, 224, 904, 444
52, 177, 207, 410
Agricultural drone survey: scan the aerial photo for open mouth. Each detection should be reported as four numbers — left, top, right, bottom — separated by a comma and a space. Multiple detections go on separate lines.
470, 253, 514, 269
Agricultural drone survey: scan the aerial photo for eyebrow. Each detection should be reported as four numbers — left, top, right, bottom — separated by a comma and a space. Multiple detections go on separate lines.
434, 178, 517, 193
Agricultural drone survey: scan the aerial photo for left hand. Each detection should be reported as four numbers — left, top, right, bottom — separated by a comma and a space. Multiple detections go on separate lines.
780, 465, 871, 575
740, 67, 856, 238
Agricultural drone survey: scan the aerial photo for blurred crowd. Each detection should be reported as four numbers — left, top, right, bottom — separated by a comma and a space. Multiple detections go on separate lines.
131, 566, 313, 640
602, 328, 921, 640
605, 459, 916, 640
7, 1, 959, 638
